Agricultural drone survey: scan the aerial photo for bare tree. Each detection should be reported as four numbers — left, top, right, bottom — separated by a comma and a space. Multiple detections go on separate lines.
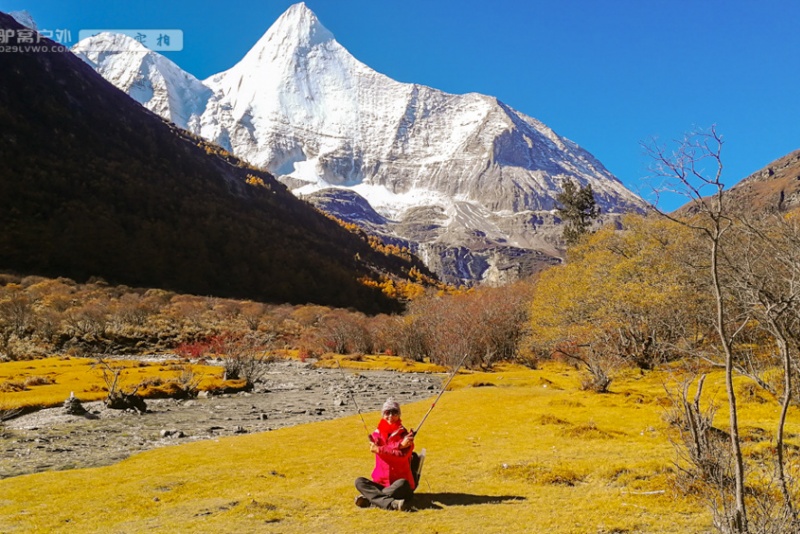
0, 286, 35, 360
722, 214, 800, 526
645, 126, 748, 532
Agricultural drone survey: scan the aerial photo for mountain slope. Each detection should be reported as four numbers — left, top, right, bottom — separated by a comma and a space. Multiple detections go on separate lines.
74, 2, 647, 284
675, 149, 800, 218
0, 12, 432, 313
726, 149, 800, 213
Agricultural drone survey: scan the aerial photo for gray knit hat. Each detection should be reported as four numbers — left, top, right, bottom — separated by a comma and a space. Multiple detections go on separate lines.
382, 398, 400, 414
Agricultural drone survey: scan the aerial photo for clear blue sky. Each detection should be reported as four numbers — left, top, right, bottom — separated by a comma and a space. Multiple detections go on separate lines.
6, 0, 799, 211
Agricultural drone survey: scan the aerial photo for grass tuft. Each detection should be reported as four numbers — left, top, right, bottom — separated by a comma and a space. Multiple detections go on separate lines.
548, 399, 585, 408
0, 380, 27, 393
498, 461, 587, 486
23, 375, 56, 387
563, 421, 622, 439
537, 414, 571, 426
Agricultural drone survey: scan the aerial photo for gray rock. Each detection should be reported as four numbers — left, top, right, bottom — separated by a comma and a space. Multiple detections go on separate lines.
63, 394, 87, 416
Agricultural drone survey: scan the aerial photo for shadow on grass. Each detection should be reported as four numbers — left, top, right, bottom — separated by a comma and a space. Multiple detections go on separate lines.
412, 493, 525, 510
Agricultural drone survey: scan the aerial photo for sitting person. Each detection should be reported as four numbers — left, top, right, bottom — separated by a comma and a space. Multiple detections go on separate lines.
354, 398, 415, 511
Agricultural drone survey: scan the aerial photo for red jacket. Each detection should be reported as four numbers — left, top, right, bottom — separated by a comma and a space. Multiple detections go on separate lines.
371, 422, 416, 490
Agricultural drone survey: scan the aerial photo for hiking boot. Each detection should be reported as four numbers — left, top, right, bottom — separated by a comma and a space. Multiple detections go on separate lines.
354, 495, 370, 508
392, 499, 411, 512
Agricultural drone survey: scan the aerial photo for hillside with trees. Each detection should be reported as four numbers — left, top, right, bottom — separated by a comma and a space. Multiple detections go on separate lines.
0, 13, 436, 314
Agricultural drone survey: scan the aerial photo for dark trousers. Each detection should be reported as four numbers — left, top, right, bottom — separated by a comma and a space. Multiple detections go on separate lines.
355, 477, 414, 510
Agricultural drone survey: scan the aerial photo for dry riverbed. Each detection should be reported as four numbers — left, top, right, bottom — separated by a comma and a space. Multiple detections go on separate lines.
0, 360, 441, 479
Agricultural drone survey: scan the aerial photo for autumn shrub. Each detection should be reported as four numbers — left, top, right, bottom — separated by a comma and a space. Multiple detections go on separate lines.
175, 366, 201, 397
529, 215, 710, 374
240, 301, 266, 331
217, 333, 274, 386
174, 340, 214, 359
317, 309, 373, 355
297, 347, 311, 363
391, 281, 532, 368
552, 342, 617, 393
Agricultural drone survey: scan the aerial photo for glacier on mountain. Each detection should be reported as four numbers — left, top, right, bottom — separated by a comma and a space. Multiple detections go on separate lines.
71, 2, 646, 284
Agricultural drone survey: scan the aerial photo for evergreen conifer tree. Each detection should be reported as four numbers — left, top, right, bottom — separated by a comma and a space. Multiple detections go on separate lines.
556, 179, 600, 245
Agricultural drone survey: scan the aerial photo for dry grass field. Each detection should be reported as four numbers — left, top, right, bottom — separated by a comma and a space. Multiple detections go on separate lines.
0, 359, 796, 533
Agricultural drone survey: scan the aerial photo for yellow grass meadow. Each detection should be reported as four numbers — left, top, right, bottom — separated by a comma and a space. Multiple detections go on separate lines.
0, 356, 233, 409
0, 360, 797, 533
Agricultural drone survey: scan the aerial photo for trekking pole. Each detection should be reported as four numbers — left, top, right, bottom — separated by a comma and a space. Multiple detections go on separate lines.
411, 352, 470, 437
335, 359, 372, 441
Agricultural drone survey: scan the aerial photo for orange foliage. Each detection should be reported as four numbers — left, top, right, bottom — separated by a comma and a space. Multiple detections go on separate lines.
245, 174, 270, 189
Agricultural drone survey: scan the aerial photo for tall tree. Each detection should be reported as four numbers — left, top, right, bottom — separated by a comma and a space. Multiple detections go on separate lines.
645, 126, 748, 533
723, 214, 800, 529
556, 179, 600, 245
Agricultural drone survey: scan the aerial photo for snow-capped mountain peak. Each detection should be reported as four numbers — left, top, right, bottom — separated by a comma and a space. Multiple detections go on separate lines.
266, 2, 334, 50
209, 1, 334, 85
73, 3, 647, 284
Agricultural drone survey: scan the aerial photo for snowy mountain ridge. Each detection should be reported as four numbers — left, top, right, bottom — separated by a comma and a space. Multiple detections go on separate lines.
72, 2, 646, 284
73, 33, 212, 130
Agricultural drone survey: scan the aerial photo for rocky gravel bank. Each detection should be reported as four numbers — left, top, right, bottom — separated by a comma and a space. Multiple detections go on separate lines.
0, 360, 441, 479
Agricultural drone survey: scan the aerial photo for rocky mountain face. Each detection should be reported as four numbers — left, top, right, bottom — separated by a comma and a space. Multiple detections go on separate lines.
0, 11, 434, 313
73, 2, 647, 284
726, 150, 800, 213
